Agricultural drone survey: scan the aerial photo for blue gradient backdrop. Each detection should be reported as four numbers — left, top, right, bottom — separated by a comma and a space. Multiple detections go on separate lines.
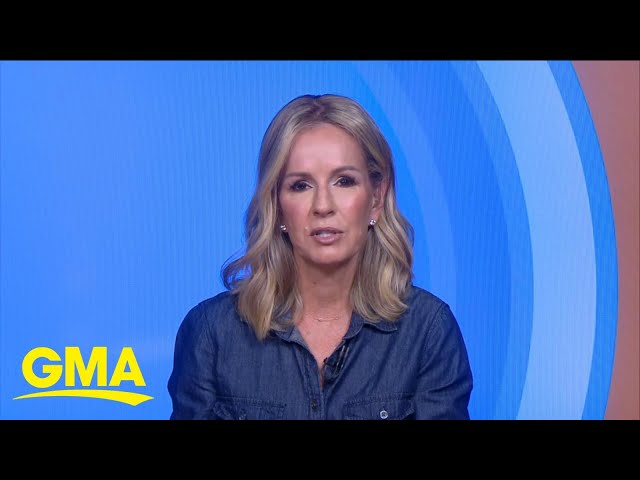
0, 61, 617, 419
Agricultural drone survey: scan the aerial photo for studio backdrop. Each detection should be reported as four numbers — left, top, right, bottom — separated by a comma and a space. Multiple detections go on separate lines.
1, 60, 637, 419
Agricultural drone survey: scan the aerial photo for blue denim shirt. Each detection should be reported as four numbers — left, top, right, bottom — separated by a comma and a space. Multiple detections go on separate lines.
168, 285, 472, 420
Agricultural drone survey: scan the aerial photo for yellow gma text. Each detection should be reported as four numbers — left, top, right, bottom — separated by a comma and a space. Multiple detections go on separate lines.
14, 346, 153, 406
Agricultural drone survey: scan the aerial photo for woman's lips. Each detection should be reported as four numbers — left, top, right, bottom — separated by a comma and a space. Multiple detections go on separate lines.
310, 228, 343, 244
310, 227, 342, 236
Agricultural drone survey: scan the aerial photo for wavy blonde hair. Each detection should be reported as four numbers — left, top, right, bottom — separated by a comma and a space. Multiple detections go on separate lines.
222, 94, 414, 340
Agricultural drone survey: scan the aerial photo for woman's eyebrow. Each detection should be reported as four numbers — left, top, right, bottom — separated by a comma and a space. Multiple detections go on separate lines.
282, 166, 362, 180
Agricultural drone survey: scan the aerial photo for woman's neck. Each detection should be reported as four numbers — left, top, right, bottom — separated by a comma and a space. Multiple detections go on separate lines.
295, 262, 356, 321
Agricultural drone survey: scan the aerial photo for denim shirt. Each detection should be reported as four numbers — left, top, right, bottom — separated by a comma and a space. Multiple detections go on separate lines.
168, 285, 473, 420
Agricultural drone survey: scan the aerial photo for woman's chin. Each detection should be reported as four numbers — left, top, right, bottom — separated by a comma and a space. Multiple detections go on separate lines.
302, 255, 358, 272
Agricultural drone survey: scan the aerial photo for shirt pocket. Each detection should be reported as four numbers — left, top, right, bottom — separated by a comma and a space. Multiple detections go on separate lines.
343, 395, 415, 420
211, 397, 286, 420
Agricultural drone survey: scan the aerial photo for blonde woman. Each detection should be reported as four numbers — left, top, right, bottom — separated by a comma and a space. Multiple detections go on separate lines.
168, 94, 472, 419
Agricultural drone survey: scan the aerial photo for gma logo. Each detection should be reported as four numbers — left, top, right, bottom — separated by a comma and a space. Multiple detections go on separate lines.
13, 346, 153, 406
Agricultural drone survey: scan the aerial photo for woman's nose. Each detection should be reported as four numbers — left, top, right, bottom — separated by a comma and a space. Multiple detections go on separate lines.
312, 186, 335, 216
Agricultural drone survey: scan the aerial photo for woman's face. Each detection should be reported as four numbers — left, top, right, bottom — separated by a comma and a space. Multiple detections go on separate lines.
278, 123, 383, 272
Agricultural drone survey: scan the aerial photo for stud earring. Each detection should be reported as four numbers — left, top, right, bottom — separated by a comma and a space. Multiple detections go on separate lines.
369, 219, 376, 226
280, 224, 287, 233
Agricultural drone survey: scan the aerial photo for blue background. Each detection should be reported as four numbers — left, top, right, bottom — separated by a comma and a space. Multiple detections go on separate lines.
0, 61, 617, 419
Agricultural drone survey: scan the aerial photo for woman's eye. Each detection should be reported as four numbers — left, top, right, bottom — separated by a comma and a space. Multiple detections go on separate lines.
290, 181, 309, 192
336, 176, 356, 187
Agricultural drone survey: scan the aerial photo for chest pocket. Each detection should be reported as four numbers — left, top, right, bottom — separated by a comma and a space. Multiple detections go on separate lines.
211, 397, 285, 420
343, 396, 415, 420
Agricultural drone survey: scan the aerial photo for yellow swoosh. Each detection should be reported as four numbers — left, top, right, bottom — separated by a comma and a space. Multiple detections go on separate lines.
13, 390, 153, 406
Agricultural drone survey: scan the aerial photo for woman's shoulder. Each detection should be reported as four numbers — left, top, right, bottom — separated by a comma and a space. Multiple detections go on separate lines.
179, 290, 239, 331
406, 284, 449, 313
191, 289, 236, 312
402, 284, 458, 331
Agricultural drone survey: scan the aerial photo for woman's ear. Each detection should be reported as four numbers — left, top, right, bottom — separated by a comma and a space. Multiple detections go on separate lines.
371, 180, 388, 220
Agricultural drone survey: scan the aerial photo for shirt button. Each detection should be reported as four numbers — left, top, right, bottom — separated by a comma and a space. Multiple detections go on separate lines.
310, 399, 319, 411
379, 409, 389, 420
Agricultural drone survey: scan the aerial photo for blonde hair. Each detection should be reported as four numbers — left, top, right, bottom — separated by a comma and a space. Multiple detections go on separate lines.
222, 94, 414, 340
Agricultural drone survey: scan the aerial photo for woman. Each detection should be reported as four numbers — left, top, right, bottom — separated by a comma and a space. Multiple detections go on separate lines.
168, 94, 473, 419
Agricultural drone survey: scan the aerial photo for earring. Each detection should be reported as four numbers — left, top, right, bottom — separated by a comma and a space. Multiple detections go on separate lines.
280, 224, 287, 233
369, 219, 376, 226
